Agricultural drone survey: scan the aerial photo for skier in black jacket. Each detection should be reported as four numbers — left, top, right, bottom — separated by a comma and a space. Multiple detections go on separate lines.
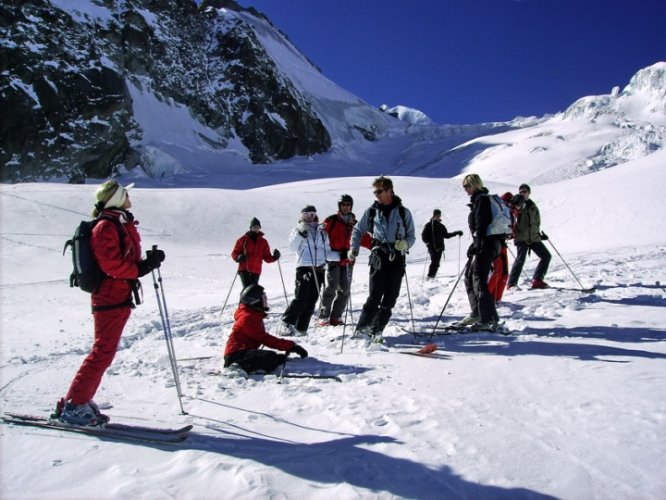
460, 174, 504, 331
421, 209, 462, 279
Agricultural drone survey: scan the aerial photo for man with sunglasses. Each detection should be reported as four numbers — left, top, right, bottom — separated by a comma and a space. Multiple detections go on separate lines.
507, 184, 551, 290
349, 176, 415, 343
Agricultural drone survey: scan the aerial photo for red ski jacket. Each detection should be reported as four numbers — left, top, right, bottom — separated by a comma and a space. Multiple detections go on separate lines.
224, 304, 295, 356
323, 212, 355, 264
91, 210, 142, 308
231, 232, 276, 275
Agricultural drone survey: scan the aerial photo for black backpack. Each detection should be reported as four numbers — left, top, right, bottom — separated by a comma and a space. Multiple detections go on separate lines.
64, 215, 124, 293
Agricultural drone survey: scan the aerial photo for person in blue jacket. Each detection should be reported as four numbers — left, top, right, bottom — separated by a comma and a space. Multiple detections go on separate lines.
350, 176, 415, 343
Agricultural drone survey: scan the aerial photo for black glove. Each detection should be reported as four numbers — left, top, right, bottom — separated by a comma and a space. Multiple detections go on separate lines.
540, 231, 549, 241
289, 344, 308, 359
137, 249, 165, 277
339, 248, 348, 260
272, 249, 281, 260
455, 230, 464, 237
146, 248, 165, 265
236, 254, 247, 263
466, 245, 476, 258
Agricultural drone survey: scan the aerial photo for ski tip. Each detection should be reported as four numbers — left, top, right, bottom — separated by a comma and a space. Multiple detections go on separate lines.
417, 343, 438, 354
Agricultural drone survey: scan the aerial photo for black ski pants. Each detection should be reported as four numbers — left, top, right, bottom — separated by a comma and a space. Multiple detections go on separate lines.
357, 250, 405, 335
427, 245, 443, 278
464, 239, 501, 323
282, 266, 325, 332
238, 270, 260, 288
320, 261, 351, 320
508, 241, 551, 286
224, 349, 286, 374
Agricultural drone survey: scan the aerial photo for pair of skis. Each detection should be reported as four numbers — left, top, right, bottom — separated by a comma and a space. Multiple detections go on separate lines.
1, 412, 192, 445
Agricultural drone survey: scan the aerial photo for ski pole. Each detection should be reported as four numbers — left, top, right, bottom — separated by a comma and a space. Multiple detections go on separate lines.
150, 247, 187, 415
340, 264, 355, 354
546, 237, 587, 291
276, 257, 289, 307
429, 261, 468, 339
220, 271, 239, 317
403, 264, 416, 337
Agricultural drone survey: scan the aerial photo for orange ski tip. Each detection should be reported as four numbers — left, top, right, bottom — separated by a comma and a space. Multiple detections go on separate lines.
417, 343, 438, 354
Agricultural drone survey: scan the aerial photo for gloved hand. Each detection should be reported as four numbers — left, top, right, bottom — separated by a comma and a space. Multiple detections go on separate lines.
289, 344, 308, 359
272, 249, 281, 260
339, 249, 348, 260
394, 239, 409, 251
147, 248, 165, 265
235, 254, 247, 263
540, 231, 549, 241
137, 249, 165, 277
348, 248, 358, 262
298, 222, 308, 237
455, 230, 464, 237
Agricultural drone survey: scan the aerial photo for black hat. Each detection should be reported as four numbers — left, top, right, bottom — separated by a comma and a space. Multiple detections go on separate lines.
301, 205, 317, 213
433, 209, 441, 216
250, 217, 261, 228
240, 284, 268, 311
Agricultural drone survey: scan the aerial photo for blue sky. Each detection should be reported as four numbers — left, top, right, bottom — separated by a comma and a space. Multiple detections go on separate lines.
236, 0, 665, 125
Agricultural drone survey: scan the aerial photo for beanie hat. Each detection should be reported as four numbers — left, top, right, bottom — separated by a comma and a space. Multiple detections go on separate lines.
433, 209, 441, 216
301, 205, 317, 213
95, 180, 133, 211
250, 217, 261, 228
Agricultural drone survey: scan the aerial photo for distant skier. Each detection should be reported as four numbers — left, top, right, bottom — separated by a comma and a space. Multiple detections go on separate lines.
349, 176, 415, 343
459, 174, 503, 330
281, 206, 329, 336
224, 284, 307, 375
319, 194, 357, 326
231, 218, 280, 288
421, 208, 463, 279
506, 184, 552, 290
55, 180, 165, 426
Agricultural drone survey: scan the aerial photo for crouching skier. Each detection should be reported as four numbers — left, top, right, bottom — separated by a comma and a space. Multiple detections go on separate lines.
55, 180, 165, 426
224, 285, 308, 376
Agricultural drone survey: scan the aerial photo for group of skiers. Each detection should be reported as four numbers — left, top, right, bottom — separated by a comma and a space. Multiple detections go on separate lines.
56, 175, 551, 426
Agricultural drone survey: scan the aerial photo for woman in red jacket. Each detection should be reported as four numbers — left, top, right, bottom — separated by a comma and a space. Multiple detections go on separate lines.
224, 285, 307, 374
56, 180, 164, 426
231, 218, 280, 288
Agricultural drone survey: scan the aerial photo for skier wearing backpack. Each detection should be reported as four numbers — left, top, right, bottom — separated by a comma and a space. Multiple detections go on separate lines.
349, 176, 416, 342
460, 174, 504, 331
224, 284, 308, 376
231, 218, 280, 288
281, 206, 329, 336
318, 194, 357, 326
421, 209, 463, 280
507, 184, 552, 290
56, 180, 165, 426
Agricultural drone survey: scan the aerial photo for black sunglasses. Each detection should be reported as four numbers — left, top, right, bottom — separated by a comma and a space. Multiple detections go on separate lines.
462, 184, 471, 189
373, 189, 387, 196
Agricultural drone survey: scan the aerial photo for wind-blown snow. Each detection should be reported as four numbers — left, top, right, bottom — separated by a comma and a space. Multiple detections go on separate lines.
1, 144, 665, 498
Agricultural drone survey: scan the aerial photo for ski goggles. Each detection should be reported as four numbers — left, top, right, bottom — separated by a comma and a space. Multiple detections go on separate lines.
301, 211, 317, 222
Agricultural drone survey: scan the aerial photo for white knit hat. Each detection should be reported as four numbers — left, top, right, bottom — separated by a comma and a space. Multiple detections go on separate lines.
95, 180, 134, 210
